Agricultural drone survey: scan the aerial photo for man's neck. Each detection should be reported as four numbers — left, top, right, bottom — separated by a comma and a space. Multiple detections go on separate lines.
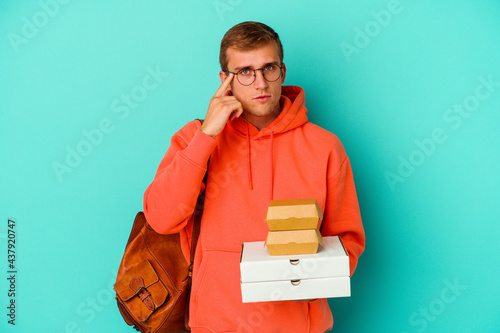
243, 101, 282, 131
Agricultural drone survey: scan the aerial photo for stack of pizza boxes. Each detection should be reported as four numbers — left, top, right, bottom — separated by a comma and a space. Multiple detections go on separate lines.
240, 199, 351, 303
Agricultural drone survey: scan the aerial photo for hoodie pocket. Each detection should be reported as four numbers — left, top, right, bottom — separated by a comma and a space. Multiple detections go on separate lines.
191, 249, 245, 331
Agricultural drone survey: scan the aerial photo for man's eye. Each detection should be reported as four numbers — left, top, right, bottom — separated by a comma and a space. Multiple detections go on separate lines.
264, 65, 275, 71
240, 69, 252, 76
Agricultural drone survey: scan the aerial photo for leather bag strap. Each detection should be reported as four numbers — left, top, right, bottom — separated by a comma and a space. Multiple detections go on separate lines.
184, 119, 207, 330
190, 118, 206, 266
190, 169, 207, 266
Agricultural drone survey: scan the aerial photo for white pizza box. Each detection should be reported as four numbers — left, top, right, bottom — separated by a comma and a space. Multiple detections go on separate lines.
241, 276, 350, 303
240, 236, 349, 283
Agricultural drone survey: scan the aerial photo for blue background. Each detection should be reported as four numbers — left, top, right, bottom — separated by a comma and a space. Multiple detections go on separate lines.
1, 0, 499, 332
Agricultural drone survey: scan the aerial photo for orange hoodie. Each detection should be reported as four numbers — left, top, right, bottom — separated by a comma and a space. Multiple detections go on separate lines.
144, 86, 365, 333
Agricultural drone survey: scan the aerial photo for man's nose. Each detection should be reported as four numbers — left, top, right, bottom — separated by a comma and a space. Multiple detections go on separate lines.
253, 69, 269, 89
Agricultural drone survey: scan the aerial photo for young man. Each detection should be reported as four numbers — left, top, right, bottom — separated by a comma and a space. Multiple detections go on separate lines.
144, 21, 365, 333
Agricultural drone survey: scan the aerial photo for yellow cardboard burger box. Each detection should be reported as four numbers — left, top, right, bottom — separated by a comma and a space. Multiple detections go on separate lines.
266, 229, 323, 255
265, 198, 324, 255
265, 198, 323, 231
240, 236, 350, 303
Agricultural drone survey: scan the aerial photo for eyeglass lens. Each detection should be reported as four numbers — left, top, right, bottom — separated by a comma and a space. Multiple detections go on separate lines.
236, 65, 281, 85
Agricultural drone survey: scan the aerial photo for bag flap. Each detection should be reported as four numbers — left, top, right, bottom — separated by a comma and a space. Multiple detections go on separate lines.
114, 260, 169, 322
114, 260, 166, 302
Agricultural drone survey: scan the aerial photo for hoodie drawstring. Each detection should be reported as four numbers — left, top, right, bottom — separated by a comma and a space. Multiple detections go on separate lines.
269, 131, 274, 201
246, 122, 253, 190
245, 121, 275, 200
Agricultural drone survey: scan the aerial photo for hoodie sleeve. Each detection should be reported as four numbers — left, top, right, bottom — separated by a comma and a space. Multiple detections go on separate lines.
322, 152, 365, 277
143, 120, 217, 234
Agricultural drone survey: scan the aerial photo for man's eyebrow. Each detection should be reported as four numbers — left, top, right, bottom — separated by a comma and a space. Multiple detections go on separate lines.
232, 61, 280, 72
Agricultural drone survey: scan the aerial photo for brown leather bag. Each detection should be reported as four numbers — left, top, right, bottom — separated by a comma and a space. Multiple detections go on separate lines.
114, 164, 207, 332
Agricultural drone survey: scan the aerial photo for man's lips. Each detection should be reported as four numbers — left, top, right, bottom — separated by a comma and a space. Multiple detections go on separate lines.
253, 95, 271, 102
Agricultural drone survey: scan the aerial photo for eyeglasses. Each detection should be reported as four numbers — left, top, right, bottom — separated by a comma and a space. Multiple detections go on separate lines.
225, 64, 283, 86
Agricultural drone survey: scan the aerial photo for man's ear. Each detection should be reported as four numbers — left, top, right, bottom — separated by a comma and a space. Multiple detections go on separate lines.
280, 63, 286, 84
219, 70, 231, 91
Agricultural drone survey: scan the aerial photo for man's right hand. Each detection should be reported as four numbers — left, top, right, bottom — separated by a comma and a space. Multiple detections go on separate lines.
200, 73, 244, 138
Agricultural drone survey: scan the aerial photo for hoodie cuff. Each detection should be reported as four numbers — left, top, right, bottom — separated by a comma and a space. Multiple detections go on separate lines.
179, 129, 216, 169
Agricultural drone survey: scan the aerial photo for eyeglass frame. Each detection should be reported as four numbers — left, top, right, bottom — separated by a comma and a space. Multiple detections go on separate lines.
224, 64, 284, 86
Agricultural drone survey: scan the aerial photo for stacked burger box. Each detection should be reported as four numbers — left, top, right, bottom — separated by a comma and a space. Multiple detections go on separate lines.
265, 199, 323, 255
239, 199, 351, 303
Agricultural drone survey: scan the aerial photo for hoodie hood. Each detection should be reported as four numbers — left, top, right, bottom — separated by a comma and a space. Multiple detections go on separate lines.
226, 85, 308, 139
222, 85, 309, 198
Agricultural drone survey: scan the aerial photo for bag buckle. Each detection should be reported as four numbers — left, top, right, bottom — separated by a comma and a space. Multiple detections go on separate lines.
130, 277, 156, 311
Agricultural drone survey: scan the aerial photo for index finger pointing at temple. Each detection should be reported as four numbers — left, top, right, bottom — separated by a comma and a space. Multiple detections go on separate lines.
214, 72, 234, 97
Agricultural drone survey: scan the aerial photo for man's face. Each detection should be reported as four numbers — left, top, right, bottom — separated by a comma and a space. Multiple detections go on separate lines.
220, 41, 286, 124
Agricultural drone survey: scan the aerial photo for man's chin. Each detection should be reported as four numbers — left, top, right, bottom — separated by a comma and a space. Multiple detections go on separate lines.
248, 102, 280, 117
